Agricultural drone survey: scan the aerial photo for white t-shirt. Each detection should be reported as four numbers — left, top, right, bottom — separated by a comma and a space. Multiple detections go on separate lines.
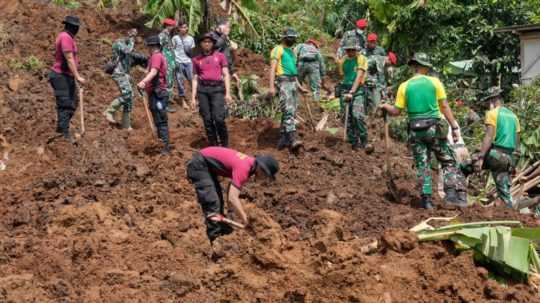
172, 34, 195, 64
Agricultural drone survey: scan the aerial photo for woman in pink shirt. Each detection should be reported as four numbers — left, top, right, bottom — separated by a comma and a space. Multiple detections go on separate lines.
48, 16, 85, 143
191, 33, 232, 147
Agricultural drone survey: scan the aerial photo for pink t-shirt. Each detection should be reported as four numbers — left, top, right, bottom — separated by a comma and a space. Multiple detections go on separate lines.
200, 147, 255, 189
192, 51, 228, 82
146, 51, 168, 94
52, 32, 78, 76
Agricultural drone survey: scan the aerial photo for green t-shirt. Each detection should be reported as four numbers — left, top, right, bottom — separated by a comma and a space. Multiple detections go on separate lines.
271, 45, 297, 76
485, 106, 521, 151
338, 54, 368, 86
395, 75, 446, 119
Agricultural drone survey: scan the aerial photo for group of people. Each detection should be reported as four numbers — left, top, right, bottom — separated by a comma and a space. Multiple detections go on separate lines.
48, 15, 522, 258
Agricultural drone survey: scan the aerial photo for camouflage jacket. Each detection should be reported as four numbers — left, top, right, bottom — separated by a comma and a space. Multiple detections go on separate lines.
112, 37, 134, 74
159, 30, 173, 52
337, 29, 366, 58
363, 46, 387, 88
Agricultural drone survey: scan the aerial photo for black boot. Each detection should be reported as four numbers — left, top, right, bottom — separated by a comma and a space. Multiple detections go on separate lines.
289, 131, 303, 150
158, 127, 171, 155
444, 188, 458, 204
277, 132, 290, 150
421, 195, 434, 209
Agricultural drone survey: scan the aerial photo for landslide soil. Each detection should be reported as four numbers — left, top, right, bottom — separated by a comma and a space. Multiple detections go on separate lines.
0, 1, 540, 302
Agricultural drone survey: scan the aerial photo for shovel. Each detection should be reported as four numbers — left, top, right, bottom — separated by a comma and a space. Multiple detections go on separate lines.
137, 87, 157, 140
78, 86, 86, 136
384, 112, 401, 202
343, 99, 349, 142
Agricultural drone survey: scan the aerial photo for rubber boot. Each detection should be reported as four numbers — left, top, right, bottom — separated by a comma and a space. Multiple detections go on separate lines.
444, 188, 458, 205
289, 131, 303, 151
104, 99, 122, 124
421, 195, 434, 209
121, 111, 132, 130
158, 127, 171, 155
277, 132, 290, 150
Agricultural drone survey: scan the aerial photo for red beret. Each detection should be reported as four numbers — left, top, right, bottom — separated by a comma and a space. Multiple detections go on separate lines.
306, 38, 319, 48
367, 33, 378, 42
356, 19, 368, 29
163, 18, 176, 26
388, 51, 397, 65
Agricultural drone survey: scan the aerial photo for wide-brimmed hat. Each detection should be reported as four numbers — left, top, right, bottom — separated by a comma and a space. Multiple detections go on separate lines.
482, 87, 503, 102
281, 28, 299, 39
62, 16, 80, 27
145, 35, 161, 46
343, 39, 357, 50
255, 155, 279, 180
408, 52, 432, 68
198, 32, 217, 44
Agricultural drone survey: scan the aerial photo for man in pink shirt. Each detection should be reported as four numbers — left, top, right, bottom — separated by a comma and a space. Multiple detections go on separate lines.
48, 16, 85, 143
186, 147, 279, 259
137, 35, 171, 155
191, 33, 232, 147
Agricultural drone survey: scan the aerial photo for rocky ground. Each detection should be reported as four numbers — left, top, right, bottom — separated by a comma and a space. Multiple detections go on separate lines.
0, 0, 539, 302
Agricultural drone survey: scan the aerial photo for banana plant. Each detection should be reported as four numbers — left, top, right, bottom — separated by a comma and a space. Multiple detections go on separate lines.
143, 0, 204, 33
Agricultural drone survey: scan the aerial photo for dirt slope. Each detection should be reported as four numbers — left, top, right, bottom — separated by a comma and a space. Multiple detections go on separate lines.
0, 1, 539, 302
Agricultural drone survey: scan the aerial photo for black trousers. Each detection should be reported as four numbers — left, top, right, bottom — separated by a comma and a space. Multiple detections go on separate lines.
49, 71, 78, 136
149, 90, 170, 146
186, 152, 233, 242
197, 84, 228, 147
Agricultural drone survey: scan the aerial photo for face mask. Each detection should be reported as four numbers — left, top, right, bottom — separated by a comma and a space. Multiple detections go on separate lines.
65, 24, 79, 36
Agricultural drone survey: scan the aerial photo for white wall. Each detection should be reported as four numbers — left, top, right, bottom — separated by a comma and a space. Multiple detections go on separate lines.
521, 32, 540, 84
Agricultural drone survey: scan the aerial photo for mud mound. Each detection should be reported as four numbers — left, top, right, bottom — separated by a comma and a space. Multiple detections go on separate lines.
0, 1, 539, 302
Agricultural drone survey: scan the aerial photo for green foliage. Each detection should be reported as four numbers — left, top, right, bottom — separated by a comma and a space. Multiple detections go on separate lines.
143, 0, 203, 33
97, 0, 120, 9
510, 79, 540, 167
231, 75, 280, 120
9, 56, 45, 72
52, 0, 80, 9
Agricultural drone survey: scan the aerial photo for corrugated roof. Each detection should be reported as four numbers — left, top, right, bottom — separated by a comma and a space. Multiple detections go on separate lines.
495, 24, 540, 33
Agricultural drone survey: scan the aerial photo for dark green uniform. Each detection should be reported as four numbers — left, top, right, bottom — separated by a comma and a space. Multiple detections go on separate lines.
363, 46, 387, 113
395, 74, 467, 204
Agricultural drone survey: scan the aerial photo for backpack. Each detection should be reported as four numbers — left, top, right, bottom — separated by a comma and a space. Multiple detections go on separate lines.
298, 43, 319, 61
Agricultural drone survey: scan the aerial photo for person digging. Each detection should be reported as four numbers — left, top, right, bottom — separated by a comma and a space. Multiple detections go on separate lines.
473, 87, 521, 208
380, 52, 467, 209
186, 146, 279, 260
337, 39, 371, 150
137, 35, 171, 155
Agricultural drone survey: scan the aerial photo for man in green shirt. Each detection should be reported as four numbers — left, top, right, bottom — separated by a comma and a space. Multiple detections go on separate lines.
269, 28, 303, 151
338, 39, 369, 149
380, 52, 467, 209
474, 87, 520, 207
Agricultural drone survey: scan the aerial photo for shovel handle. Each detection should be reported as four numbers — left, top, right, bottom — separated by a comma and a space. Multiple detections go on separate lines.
343, 102, 349, 142
138, 88, 157, 139
221, 217, 246, 229
79, 86, 85, 135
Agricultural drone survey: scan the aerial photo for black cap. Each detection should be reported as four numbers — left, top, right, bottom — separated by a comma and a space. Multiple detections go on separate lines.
145, 35, 161, 46
198, 32, 217, 44
255, 155, 279, 180
62, 16, 80, 27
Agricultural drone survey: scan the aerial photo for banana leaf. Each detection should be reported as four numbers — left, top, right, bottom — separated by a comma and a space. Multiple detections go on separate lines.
415, 221, 540, 277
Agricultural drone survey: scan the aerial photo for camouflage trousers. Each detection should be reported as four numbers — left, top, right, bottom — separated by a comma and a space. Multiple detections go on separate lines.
340, 88, 367, 145
298, 61, 322, 102
163, 48, 176, 95
112, 73, 133, 113
364, 85, 383, 114
409, 120, 467, 201
277, 78, 299, 133
485, 148, 514, 207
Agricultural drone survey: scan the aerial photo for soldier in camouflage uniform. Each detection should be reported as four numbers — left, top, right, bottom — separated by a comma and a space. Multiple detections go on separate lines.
269, 28, 302, 151
363, 33, 387, 114
338, 39, 369, 149
295, 39, 326, 102
473, 87, 521, 207
337, 19, 367, 59
103, 28, 138, 129
160, 18, 176, 112
380, 53, 467, 209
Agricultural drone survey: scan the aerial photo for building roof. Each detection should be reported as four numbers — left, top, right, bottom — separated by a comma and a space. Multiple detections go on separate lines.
495, 24, 540, 34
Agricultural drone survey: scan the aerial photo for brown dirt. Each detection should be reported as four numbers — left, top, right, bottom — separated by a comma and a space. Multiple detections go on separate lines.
1, 1, 540, 302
